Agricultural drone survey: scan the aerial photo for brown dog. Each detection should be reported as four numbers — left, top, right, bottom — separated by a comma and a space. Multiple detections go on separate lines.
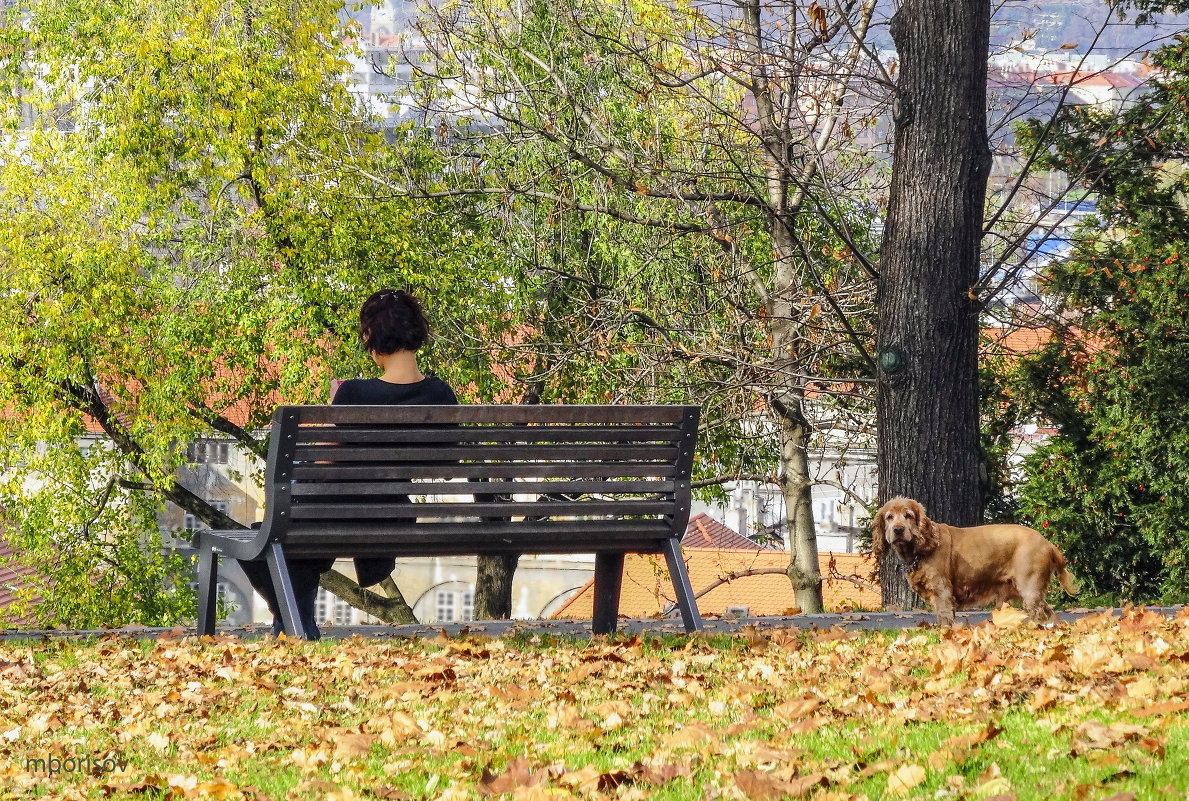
872, 496, 1079, 625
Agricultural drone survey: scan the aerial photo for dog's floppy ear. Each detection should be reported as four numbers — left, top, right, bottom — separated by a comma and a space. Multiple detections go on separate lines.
870, 502, 887, 560
912, 498, 939, 553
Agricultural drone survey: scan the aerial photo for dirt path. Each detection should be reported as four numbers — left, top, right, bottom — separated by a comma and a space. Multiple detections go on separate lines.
3, 606, 1183, 642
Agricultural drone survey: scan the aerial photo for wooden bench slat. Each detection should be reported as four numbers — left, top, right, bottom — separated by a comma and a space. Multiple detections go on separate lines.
292, 444, 678, 462
289, 404, 691, 425
280, 515, 670, 532
288, 479, 675, 497
292, 425, 685, 445
281, 518, 673, 543
289, 462, 679, 480
273, 541, 669, 557
208, 532, 671, 558
287, 500, 674, 519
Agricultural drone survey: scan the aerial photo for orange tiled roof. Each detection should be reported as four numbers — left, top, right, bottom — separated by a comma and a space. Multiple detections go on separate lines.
67, 361, 292, 435
550, 549, 880, 620
0, 531, 39, 623
1049, 70, 1145, 90
984, 326, 1054, 355
682, 513, 764, 550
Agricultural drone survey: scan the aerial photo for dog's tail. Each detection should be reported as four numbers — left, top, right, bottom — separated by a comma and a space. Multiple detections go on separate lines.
1051, 545, 1080, 595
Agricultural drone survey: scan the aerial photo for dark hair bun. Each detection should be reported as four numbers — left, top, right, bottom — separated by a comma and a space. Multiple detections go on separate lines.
359, 289, 431, 354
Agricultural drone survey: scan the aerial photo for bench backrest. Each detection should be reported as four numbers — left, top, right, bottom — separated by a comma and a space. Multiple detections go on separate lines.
261, 405, 700, 558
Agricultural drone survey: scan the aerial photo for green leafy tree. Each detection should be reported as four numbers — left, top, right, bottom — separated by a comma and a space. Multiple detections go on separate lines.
0, 444, 195, 627
1013, 26, 1189, 603
410, 0, 885, 613
0, 0, 501, 626
410, 0, 1168, 613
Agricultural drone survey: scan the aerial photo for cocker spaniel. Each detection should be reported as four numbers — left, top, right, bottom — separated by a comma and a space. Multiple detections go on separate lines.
872, 496, 1079, 625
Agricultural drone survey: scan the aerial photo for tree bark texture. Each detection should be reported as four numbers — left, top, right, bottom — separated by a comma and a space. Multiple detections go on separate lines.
319, 570, 417, 624
474, 554, 519, 620
779, 408, 825, 613
770, 218, 826, 614
877, 0, 992, 609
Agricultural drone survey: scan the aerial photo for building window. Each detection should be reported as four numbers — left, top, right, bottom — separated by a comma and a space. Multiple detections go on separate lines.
314, 588, 354, 626
183, 500, 229, 532
332, 593, 353, 626
185, 440, 230, 465
314, 587, 330, 625
416, 583, 477, 624
436, 590, 456, 623
215, 582, 240, 615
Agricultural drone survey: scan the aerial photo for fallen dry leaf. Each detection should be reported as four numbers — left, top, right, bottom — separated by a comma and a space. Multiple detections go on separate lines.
629, 760, 687, 786
991, 605, 1031, 630
375, 710, 423, 745
1134, 699, 1189, 717
773, 697, 821, 721
479, 757, 545, 796
944, 721, 1004, 751
188, 778, 243, 800
787, 715, 830, 735
976, 779, 1015, 798
664, 721, 716, 749
1072, 720, 1148, 754
0, 660, 31, 681
1029, 686, 1062, 712
511, 787, 575, 800
145, 732, 171, 752
1124, 652, 1157, 671
331, 731, 376, 761
557, 765, 601, 795
885, 763, 926, 797
734, 769, 825, 799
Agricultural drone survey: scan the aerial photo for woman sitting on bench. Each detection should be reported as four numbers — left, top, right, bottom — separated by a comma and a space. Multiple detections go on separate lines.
240, 288, 457, 639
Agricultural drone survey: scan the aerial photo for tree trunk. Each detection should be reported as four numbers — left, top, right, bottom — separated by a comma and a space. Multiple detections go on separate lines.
768, 204, 825, 613
777, 402, 825, 613
877, 0, 991, 608
474, 554, 519, 620
319, 570, 417, 624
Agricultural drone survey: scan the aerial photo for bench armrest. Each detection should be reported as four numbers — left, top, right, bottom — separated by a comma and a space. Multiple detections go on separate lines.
193, 527, 272, 561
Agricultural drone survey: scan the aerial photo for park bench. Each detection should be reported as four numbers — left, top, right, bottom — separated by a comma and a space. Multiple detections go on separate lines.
194, 404, 704, 638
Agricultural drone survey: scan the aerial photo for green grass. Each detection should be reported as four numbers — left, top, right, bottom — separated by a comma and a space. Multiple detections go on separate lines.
2, 610, 1189, 799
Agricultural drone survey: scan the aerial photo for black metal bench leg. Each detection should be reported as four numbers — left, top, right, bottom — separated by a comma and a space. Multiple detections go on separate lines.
662, 538, 703, 632
265, 543, 306, 640
592, 552, 625, 635
196, 540, 219, 636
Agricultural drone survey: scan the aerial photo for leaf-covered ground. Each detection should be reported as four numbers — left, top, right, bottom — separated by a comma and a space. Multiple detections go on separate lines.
2, 607, 1188, 800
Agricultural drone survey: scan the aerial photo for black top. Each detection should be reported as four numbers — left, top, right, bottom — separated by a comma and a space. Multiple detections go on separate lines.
332, 375, 458, 406
327, 374, 459, 587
